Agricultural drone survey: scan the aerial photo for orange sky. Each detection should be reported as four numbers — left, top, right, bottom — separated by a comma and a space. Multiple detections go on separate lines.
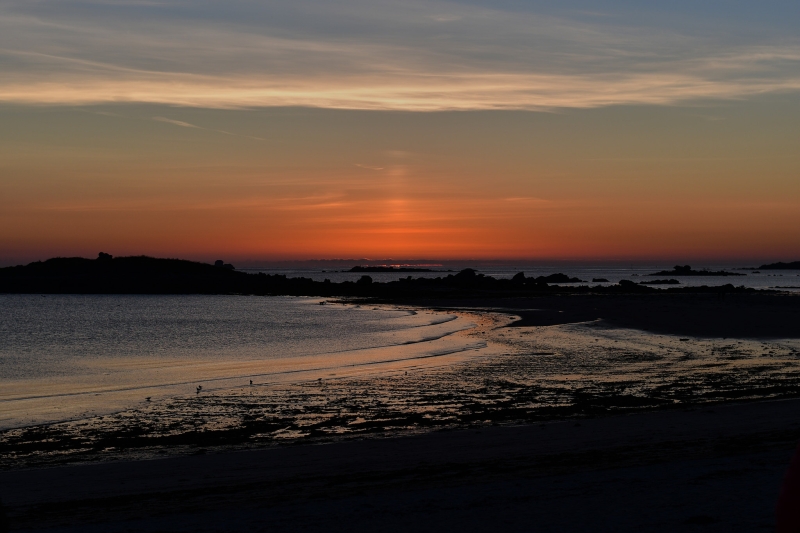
1, 101, 799, 264
1, 1, 799, 264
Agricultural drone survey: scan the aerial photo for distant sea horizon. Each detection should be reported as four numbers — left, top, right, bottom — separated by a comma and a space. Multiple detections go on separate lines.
2, 256, 798, 270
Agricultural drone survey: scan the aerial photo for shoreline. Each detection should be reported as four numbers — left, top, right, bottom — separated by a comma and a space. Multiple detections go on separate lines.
3, 297, 800, 472
3, 296, 800, 530
0, 303, 496, 432
0, 304, 512, 469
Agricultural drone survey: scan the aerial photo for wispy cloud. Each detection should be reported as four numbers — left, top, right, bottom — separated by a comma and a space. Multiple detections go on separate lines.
152, 117, 199, 129
151, 116, 266, 140
0, 1, 798, 110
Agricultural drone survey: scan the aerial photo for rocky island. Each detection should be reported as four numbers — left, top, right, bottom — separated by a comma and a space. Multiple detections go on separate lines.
647, 265, 744, 277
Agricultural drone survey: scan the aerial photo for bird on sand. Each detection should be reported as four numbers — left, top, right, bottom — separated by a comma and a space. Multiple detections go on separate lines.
196, 385, 202, 394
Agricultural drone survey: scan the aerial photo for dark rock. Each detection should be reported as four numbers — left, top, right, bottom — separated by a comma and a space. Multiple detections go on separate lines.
648, 265, 744, 277
535, 273, 584, 284
757, 261, 800, 270
455, 268, 477, 278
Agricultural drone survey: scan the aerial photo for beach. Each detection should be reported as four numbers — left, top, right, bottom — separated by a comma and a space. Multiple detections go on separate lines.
2, 398, 798, 532
2, 292, 800, 531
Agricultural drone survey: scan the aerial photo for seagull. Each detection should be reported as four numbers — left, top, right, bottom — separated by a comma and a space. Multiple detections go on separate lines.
196, 386, 202, 394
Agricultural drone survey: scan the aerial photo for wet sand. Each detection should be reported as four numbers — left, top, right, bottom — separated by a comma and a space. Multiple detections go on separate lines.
5, 306, 800, 471
2, 398, 798, 532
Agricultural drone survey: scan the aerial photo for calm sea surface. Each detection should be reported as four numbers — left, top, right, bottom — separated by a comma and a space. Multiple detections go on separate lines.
2, 266, 798, 430
0, 295, 485, 429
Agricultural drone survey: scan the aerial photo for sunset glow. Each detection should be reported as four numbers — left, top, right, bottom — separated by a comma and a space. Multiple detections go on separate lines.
2, 1, 799, 263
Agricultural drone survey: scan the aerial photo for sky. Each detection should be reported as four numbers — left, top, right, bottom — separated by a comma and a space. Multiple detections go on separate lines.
1, 0, 799, 264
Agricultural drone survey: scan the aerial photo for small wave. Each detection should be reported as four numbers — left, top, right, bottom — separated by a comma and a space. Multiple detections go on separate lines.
398, 326, 473, 346
0, 340, 488, 409
333, 341, 488, 369
404, 314, 459, 329
0, 320, 477, 405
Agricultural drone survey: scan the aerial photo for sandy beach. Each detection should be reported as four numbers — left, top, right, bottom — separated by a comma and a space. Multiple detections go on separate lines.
2, 398, 798, 532
3, 293, 800, 531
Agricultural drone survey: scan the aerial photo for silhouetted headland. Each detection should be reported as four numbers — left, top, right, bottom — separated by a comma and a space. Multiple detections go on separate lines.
0, 254, 756, 297
755, 261, 800, 270
647, 265, 744, 277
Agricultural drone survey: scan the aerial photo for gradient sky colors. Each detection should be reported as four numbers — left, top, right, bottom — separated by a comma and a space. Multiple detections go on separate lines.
1, 1, 799, 263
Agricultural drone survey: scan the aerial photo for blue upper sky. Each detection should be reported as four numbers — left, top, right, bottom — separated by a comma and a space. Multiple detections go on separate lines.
1, 0, 798, 110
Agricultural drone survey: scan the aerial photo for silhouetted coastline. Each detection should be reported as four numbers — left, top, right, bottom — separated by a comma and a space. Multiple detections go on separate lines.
5, 254, 798, 340
0, 254, 756, 297
756, 261, 800, 270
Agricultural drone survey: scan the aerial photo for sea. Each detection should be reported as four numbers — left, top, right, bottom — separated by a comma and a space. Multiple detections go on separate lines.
2, 263, 798, 432
0, 295, 486, 430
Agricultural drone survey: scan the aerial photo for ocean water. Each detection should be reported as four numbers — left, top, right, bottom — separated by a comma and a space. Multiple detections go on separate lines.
2, 266, 798, 441
0, 295, 488, 429
243, 265, 800, 291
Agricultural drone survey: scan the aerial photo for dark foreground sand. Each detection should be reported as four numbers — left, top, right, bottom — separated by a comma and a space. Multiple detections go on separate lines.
2, 398, 799, 532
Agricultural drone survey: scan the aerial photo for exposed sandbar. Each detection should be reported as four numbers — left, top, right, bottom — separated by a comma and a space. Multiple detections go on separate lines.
393, 292, 800, 338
